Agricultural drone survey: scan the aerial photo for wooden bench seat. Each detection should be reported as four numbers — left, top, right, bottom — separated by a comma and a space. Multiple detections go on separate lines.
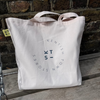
2, 55, 100, 100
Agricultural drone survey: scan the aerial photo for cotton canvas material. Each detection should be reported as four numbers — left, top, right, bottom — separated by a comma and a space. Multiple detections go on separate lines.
6, 11, 85, 90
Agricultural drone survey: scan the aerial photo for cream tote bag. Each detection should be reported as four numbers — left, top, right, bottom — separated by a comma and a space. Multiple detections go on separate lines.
6, 11, 85, 90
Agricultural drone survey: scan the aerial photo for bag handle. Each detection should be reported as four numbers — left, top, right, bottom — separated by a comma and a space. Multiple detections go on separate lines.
58, 12, 78, 21
33, 11, 78, 22
34, 11, 60, 18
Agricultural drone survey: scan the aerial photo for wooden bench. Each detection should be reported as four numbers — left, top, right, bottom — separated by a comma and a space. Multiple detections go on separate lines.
2, 53, 100, 100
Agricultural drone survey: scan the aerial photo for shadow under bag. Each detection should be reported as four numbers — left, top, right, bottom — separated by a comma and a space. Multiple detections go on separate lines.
6, 11, 85, 90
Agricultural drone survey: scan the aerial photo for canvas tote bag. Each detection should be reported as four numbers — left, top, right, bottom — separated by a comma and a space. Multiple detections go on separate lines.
6, 11, 85, 90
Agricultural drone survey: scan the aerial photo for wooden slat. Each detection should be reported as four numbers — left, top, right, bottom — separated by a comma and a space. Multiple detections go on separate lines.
3, 57, 100, 98
9, 77, 100, 100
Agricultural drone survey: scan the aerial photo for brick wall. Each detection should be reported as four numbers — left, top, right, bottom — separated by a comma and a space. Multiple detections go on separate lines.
0, 0, 100, 70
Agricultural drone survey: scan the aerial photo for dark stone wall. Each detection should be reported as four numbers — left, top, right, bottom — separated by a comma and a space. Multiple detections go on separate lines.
0, 0, 100, 70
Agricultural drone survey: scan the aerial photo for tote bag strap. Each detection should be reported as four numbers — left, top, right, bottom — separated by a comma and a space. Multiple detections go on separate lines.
58, 12, 78, 21
33, 11, 78, 22
34, 11, 60, 18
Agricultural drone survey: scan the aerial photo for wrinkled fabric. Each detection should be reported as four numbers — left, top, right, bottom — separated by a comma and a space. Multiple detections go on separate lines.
6, 11, 85, 90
